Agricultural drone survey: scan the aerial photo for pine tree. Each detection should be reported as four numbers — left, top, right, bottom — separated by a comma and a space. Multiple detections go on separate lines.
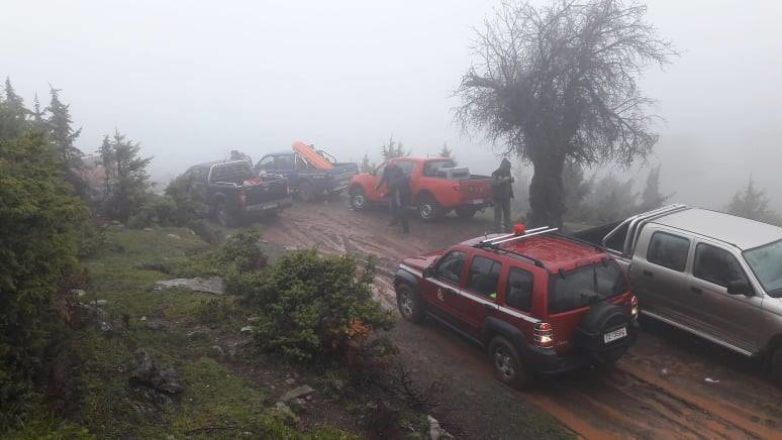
46, 86, 83, 167
726, 178, 770, 222
98, 135, 114, 199
438, 143, 452, 158
360, 153, 375, 173
380, 136, 409, 161
639, 165, 671, 211
101, 130, 152, 221
3, 77, 26, 120
31, 93, 44, 125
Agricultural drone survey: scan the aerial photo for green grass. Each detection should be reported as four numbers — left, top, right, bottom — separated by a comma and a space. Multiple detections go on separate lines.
60, 225, 357, 439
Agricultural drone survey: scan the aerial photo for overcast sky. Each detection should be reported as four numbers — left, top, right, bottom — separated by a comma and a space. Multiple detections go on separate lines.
2, 0, 781, 210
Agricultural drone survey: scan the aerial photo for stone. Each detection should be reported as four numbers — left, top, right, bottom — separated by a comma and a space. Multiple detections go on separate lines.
140, 316, 147, 321
166, 233, 181, 240
240, 326, 254, 334
70, 289, 87, 297
153, 277, 225, 295
211, 345, 225, 357
95, 299, 108, 306
246, 316, 262, 323
285, 377, 296, 385
428, 415, 453, 440
274, 401, 299, 423
280, 385, 315, 403
129, 349, 184, 394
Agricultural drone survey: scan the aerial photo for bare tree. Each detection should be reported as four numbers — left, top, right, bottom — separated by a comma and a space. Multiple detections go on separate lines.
455, 0, 675, 227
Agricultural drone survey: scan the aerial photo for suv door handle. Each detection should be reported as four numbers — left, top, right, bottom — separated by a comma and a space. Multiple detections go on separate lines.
690, 286, 702, 294
643, 270, 654, 278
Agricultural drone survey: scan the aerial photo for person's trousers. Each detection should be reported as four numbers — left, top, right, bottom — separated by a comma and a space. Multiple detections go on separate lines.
494, 198, 511, 232
392, 191, 410, 233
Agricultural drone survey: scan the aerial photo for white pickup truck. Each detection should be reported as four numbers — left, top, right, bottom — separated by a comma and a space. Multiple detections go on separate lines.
574, 204, 782, 382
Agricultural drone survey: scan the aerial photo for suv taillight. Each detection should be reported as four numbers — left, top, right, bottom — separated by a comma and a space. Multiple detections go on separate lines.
533, 322, 555, 348
238, 189, 247, 208
630, 295, 639, 319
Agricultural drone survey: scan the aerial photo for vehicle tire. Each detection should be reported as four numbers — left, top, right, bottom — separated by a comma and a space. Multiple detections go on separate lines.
417, 194, 443, 222
488, 336, 531, 389
298, 180, 317, 202
575, 302, 633, 365
770, 346, 782, 385
396, 283, 425, 324
455, 207, 477, 219
214, 200, 237, 228
349, 186, 368, 211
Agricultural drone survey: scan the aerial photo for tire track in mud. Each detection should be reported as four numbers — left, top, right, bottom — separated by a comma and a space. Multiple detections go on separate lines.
260, 202, 782, 440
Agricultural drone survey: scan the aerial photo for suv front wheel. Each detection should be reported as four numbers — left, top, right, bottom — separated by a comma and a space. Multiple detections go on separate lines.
489, 336, 530, 389
395, 283, 425, 323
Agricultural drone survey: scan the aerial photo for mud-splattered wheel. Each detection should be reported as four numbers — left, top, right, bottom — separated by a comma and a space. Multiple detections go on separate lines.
349, 187, 368, 211
417, 194, 443, 222
395, 283, 425, 323
215, 201, 237, 228
489, 336, 530, 389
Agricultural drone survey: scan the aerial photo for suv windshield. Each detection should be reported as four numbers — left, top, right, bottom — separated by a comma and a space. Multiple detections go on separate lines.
211, 162, 254, 184
744, 240, 782, 297
548, 261, 627, 314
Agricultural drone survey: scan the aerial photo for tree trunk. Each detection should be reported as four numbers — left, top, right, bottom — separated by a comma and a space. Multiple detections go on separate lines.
528, 156, 565, 229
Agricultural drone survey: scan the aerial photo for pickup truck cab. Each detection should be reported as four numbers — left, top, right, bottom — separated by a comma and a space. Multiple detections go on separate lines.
575, 204, 782, 382
180, 160, 291, 227
255, 147, 357, 202
349, 157, 492, 221
394, 225, 638, 388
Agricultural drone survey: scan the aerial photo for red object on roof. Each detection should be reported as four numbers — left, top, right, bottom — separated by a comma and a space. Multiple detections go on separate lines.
292, 141, 334, 170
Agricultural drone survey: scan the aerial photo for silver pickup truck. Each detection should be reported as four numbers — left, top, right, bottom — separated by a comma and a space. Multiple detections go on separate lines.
574, 204, 782, 382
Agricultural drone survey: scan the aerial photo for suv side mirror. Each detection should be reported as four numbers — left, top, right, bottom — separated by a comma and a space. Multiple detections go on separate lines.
727, 279, 753, 297
422, 266, 435, 278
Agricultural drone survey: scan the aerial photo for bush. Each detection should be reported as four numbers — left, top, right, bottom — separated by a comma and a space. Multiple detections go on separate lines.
233, 251, 394, 363
176, 230, 265, 278
0, 132, 86, 423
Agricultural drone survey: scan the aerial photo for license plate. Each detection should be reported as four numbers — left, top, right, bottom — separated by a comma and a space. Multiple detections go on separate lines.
471, 198, 485, 205
603, 327, 627, 343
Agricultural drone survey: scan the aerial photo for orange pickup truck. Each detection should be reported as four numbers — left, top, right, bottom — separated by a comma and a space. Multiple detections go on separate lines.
348, 157, 492, 221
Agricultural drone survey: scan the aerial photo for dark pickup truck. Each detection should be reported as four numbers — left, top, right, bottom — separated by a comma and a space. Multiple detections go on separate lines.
255, 149, 358, 202
181, 160, 291, 226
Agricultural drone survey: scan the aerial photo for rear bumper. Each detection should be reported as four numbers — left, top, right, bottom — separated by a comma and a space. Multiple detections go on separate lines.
243, 197, 292, 214
524, 320, 639, 375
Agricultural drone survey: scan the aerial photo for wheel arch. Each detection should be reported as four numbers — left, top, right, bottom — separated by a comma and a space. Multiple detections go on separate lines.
482, 317, 527, 353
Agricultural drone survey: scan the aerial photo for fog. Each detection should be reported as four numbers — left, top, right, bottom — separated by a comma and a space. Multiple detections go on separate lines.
2, 0, 781, 210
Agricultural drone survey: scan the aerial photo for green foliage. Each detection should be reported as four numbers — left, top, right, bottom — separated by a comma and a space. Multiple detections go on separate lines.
99, 130, 153, 222
45, 86, 87, 196
639, 165, 671, 211
438, 143, 453, 160
569, 173, 638, 224
235, 251, 393, 362
380, 136, 409, 161
164, 171, 208, 221
725, 178, 781, 225
0, 129, 86, 421
360, 153, 375, 173
176, 231, 265, 278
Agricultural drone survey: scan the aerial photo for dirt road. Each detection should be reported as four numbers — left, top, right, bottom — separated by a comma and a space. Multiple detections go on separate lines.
261, 201, 782, 439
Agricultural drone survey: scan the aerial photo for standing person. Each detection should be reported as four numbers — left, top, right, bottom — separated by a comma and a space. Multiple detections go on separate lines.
390, 165, 411, 233
491, 158, 514, 232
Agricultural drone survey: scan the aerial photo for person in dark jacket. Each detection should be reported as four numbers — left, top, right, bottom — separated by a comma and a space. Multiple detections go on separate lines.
491, 158, 514, 232
376, 162, 410, 233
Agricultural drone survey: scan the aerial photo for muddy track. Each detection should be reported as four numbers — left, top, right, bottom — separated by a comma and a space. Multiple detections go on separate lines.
261, 201, 782, 439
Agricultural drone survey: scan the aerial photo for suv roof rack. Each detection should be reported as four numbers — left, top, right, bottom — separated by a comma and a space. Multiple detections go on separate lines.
476, 225, 559, 268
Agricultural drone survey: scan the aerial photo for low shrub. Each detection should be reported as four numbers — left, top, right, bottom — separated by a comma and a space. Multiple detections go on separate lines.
175, 230, 265, 278
234, 250, 394, 363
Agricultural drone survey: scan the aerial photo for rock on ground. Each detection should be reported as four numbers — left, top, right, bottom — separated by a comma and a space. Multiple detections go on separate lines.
280, 385, 315, 403
428, 415, 453, 440
153, 277, 224, 295
129, 349, 184, 394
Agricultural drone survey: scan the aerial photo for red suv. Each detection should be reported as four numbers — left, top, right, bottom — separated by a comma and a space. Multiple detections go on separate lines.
394, 226, 639, 388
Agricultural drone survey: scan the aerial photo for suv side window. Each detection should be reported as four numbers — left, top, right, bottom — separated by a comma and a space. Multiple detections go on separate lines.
436, 251, 466, 284
694, 243, 748, 288
256, 156, 275, 171
466, 256, 502, 298
505, 268, 533, 311
647, 231, 690, 271
396, 160, 415, 176
275, 155, 294, 170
